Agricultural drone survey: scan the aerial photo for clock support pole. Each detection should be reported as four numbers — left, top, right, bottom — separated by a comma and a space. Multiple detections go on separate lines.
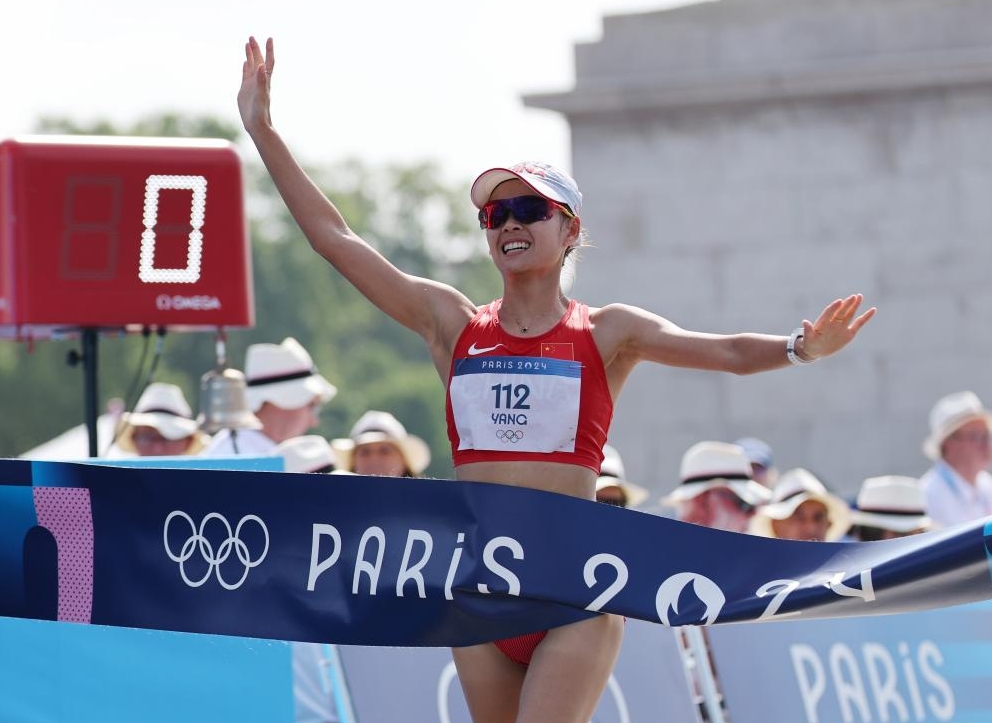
67, 328, 100, 457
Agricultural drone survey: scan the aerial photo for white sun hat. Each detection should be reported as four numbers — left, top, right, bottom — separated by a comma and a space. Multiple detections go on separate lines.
244, 337, 337, 413
922, 391, 992, 461
595, 444, 650, 509
660, 441, 771, 507
851, 475, 933, 533
748, 468, 851, 541
274, 435, 337, 474
116, 382, 209, 454
331, 410, 431, 476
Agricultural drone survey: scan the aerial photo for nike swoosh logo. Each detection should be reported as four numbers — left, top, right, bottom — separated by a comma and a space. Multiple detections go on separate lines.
467, 342, 507, 356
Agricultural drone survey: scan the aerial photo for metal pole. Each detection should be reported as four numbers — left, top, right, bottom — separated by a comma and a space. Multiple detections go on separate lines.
683, 626, 726, 723
82, 328, 99, 457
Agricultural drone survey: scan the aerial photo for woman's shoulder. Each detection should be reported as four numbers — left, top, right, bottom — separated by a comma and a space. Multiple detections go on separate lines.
588, 302, 645, 323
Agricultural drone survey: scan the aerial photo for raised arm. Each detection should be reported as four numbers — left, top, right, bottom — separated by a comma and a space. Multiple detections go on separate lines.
237, 37, 475, 353
594, 294, 876, 387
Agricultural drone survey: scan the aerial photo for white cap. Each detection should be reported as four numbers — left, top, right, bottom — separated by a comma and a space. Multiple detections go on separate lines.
470, 161, 582, 214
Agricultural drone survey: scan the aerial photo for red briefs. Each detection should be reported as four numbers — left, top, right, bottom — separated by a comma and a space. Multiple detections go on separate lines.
494, 631, 548, 667
493, 617, 628, 667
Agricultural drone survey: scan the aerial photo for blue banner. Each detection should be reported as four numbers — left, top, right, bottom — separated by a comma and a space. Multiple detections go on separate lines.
1, 459, 991, 646
706, 601, 992, 723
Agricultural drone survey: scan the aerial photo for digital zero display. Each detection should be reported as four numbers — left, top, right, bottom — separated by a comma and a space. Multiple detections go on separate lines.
0, 136, 255, 338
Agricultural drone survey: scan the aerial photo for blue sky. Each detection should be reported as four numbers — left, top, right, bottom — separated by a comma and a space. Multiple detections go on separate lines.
6, 0, 695, 182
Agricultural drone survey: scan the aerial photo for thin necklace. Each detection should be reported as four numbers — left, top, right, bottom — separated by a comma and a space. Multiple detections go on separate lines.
500, 295, 569, 334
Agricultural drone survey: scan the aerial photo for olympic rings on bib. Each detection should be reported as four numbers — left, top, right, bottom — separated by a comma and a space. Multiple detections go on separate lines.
496, 429, 525, 443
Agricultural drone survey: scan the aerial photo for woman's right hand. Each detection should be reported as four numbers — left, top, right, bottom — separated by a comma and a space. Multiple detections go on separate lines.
238, 36, 275, 136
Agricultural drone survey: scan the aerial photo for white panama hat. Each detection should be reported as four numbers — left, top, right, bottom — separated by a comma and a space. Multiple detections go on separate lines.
116, 382, 209, 454
922, 391, 992, 461
851, 475, 933, 533
274, 435, 337, 474
595, 444, 650, 509
244, 337, 337, 413
660, 441, 771, 507
748, 468, 851, 541
331, 410, 431, 476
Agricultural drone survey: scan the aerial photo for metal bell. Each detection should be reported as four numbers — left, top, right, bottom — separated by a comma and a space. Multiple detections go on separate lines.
197, 365, 263, 434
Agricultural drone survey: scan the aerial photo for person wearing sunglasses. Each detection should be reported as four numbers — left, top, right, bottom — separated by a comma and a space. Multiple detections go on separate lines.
238, 36, 875, 723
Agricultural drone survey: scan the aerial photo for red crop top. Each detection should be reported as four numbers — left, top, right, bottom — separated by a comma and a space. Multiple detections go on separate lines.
445, 299, 613, 473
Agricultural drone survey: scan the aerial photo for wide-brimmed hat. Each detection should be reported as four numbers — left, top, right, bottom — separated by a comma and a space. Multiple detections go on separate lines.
274, 435, 337, 474
922, 391, 992, 461
748, 468, 851, 541
331, 410, 431, 475
244, 338, 337, 413
470, 161, 583, 214
851, 475, 933, 533
661, 441, 771, 507
595, 444, 650, 508
116, 382, 210, 454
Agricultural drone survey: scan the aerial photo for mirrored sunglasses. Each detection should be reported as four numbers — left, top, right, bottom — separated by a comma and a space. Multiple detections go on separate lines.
478, 195, 575, 230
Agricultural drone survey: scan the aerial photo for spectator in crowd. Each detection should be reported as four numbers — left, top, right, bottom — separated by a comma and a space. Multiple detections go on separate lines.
595, 444, 649, 509
661, 441, 771, 533
331, 410, 430, 477
850, 475, 934, 541
733, 436, 778, 487
919, 391, 992, 527
202, 337, 337, 456
115, 382, 210, 457
274, 435, 338, 474
749, 467, 851, 541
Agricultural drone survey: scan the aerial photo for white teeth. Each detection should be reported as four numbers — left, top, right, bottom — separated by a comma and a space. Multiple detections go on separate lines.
502, 241, 530, 253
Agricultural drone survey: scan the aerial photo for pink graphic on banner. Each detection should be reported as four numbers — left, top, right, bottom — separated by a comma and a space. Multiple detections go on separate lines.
33, 487, 94, 623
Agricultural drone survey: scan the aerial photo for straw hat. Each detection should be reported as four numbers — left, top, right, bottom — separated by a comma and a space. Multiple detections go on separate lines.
851, 475, 933, 533
274, 435, 337, 473
331, 410, 431, 475
116, 383, 210, 454
660, 441, 771, 507
244, 338, 337, 413
922, 391, 992, 461
595, 444, 650, 508
748, 468, 851, 541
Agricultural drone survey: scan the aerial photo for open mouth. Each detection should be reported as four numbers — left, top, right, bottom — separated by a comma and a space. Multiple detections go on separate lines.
501, 241, 530, 254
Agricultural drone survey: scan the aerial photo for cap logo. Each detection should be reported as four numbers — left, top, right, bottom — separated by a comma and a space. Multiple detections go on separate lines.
512, 162, 548, 178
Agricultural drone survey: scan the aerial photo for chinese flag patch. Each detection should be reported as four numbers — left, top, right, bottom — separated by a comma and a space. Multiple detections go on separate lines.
540, 342, 574, 361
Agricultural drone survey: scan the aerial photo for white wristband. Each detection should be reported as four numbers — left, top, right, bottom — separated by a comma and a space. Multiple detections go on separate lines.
786, 327, 815, 366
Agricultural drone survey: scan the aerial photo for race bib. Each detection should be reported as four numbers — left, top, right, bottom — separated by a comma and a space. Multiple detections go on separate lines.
449, 356, 581, 453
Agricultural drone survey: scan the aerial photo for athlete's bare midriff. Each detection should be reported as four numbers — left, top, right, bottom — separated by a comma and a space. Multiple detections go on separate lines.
454, 460, 596, 499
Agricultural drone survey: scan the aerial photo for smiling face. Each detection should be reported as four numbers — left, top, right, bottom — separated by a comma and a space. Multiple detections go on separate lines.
484, 180, 578, 277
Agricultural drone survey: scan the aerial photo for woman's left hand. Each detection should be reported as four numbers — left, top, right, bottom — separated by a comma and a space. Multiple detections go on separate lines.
799, 294, 876, 361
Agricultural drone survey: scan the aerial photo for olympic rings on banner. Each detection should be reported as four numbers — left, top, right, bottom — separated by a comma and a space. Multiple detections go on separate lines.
496, 429, 524, 443
163, 511, 269, 590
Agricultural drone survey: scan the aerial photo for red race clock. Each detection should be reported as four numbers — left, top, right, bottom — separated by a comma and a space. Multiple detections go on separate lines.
0, 135, 255, 339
